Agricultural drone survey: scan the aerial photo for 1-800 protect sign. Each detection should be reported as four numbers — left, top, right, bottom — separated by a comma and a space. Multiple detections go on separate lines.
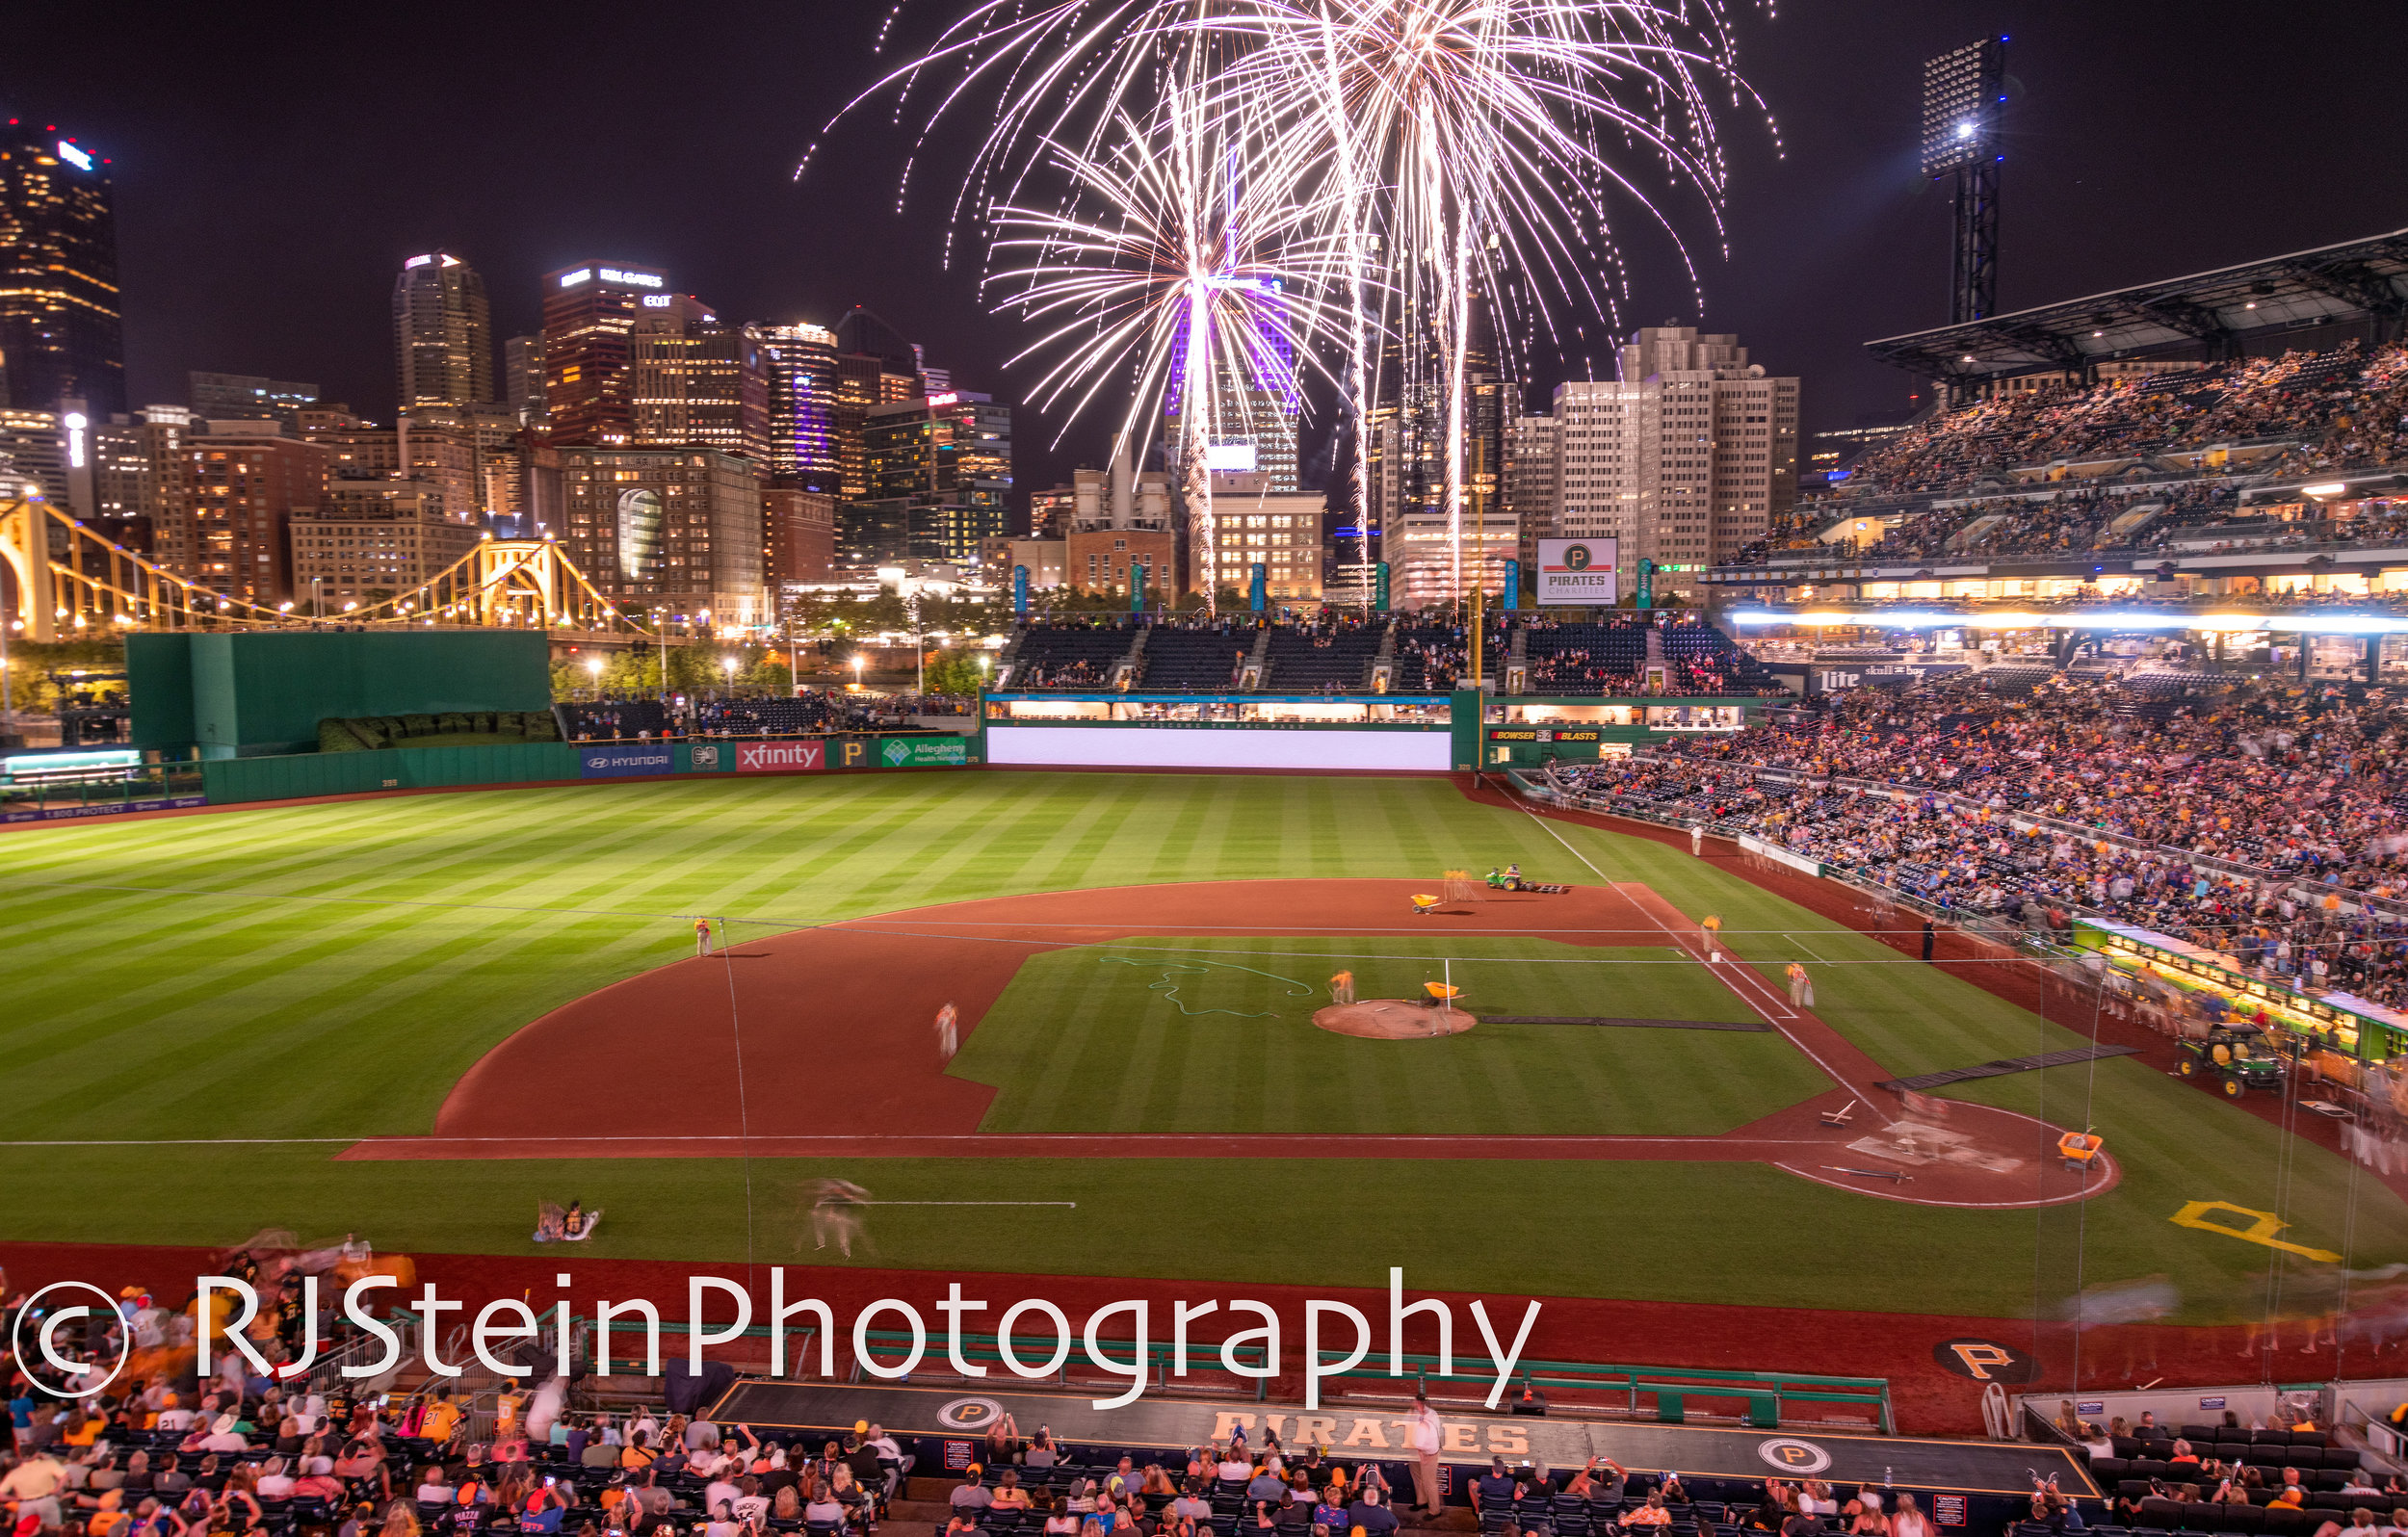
1535, 537, 1618, 606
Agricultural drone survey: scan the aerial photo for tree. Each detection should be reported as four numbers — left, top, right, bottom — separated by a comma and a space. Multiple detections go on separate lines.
923, 650, 988, 695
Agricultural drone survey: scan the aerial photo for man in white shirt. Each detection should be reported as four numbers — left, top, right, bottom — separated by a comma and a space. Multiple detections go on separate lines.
256, 1459, 298, 1500
200, 1417, 250, 1453
1405, 1395, 1444, 1518
155, 1405, 196, 1434
704, 1472, 742, 1516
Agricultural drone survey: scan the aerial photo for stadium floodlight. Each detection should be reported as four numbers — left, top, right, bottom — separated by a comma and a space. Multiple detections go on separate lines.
1923, 37, 2006, 327
2301, 482, 2349, 497
1920, 39, 2003, 177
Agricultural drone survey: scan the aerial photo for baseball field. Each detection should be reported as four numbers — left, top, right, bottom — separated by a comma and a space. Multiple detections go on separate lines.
3, 768, 2404, 1372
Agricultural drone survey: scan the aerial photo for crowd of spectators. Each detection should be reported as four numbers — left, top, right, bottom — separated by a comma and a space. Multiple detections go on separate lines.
1830, 344, 2408, 502
1715, 341, 2408, 570
560, 690, 972, 742
939, 1417, 1950, 1537
1546, 671, 2408, 1008
0, 1289, 908, 1537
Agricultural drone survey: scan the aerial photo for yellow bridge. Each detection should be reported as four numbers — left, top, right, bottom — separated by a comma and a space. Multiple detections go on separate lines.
0, 492, 657, 643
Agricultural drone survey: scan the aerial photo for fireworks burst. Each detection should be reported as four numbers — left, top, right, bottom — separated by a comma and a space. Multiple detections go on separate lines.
986, 78, 1365, 612
834, 0, 1771, 608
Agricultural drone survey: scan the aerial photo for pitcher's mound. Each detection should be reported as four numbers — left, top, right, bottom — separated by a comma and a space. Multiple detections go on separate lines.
1314, 1000, 1479, 1039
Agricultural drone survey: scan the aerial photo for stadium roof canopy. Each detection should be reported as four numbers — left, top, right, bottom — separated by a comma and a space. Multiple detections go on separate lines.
1866, 225, 2408, 384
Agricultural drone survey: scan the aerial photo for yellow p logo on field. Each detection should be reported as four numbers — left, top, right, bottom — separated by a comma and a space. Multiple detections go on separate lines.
1948, 1343, 2020, 1381
2170, 1201, 2342, 1263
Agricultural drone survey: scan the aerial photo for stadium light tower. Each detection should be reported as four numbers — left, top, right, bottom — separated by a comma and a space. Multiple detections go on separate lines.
1922, 37, 2007, 326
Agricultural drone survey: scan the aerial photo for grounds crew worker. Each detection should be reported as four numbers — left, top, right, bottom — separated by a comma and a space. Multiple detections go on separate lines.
1405, 1394, 1444, 1517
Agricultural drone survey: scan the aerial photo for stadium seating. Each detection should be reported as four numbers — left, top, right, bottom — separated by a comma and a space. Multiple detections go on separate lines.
1262, 625, 1382, 692
1392, 624, 1504, 692
556, 698, 672, 740
1008, 623, 1137, 690
1724, 339, 2408, 567
1138, 628, 1254, 691
1546, 665, 2408, 1007
1522, 621, 1647, 694
692, 695, 845, 735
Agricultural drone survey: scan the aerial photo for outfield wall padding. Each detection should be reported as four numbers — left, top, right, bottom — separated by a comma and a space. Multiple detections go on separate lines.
198, 734, 983, 805
131, 631, 552, 757
201, 741, 588, 803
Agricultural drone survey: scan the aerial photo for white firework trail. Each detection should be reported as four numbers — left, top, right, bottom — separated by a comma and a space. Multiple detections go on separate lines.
983, 77, 1367, 613
831, 0, 1771, 611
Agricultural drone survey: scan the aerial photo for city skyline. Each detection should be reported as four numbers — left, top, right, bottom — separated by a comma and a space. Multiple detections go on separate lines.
10, 1, 2405, 504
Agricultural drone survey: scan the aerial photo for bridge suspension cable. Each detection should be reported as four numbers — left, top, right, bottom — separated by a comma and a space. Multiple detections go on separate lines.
0, 493, 659, 641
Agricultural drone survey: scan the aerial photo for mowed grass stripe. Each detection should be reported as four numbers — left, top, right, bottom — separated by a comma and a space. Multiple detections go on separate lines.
953, 936, 1826, 1136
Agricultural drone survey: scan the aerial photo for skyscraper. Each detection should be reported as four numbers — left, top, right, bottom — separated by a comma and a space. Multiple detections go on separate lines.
628, 295, 768, 463
538, 261, 668, 447
1546, 326, 1798, 603
834, 351, 918, 500
503, 335, 545, 427
841, 391, 1012, 567
1162, 285, 1302, 491
0, 121, 123, 417
393, 251, 495, 409
831, 306, 922, 500
834, 305, 919, 378
757, 323, 839, 493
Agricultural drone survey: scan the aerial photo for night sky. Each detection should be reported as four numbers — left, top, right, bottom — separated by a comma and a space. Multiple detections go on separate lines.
9, 0, 2406, 500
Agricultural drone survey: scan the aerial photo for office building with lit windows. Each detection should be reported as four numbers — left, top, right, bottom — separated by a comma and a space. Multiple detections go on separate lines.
757, 322, 840, 494
535, 445, 764, 626
538, 262, 668, 447
287, 480, 480, 612
628, 296, 768, 463
1545, 327, 1798, 603
0, 121, 123, 417
190, 372, 318, 430
393, 251, 495, 409
839, 390, 1011, 567
1205, 473, 1326, 602
161, 424, 330, 605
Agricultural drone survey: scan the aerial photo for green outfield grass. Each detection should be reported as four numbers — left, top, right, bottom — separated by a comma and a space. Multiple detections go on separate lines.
2, 769, 2404, 1323
956, 936, 1821, 1134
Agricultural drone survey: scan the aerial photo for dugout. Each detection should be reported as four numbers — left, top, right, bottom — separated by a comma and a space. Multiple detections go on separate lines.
711, 1378, 2090, 1532
128, 630, 551, 759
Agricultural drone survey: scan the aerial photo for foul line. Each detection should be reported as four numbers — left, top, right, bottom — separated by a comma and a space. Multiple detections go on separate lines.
857, 1200, 1077, 1208
0, 1133, 1839, 1150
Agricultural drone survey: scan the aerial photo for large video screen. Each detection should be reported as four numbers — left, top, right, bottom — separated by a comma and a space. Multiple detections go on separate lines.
987, 724, 1451, 771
